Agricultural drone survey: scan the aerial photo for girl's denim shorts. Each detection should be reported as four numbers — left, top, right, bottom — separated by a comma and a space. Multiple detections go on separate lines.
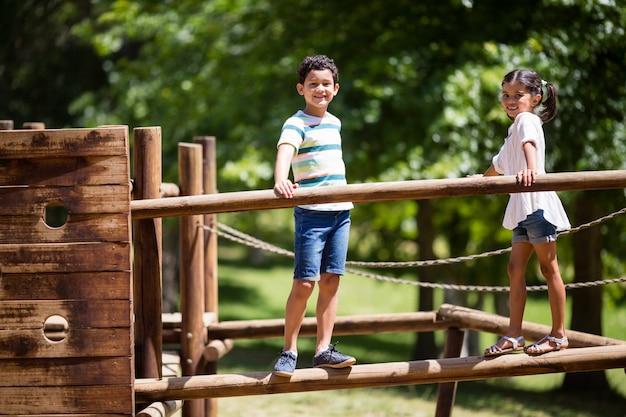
293, 207, 351, 281
512, 209, 557, 245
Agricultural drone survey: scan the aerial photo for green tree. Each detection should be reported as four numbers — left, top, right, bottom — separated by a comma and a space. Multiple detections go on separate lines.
0, 0, 106, 128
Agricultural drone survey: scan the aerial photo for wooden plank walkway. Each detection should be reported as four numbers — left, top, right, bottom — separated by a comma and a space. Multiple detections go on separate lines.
136, 344, 626, 402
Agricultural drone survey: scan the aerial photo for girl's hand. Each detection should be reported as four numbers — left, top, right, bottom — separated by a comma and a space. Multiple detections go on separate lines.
516, 169, 536, 187
274, 179, 299, 198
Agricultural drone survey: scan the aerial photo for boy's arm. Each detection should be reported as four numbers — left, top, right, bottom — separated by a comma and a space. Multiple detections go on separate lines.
274, 144, 299, 198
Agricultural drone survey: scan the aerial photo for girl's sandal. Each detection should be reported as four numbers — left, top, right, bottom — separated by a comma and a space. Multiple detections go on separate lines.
483, 335, 525, 357
524, 335, 568, 356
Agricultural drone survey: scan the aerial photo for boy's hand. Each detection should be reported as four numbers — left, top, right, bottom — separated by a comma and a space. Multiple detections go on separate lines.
274, 179, 299, 198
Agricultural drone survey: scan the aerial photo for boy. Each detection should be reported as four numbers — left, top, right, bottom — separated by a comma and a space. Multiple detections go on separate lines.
273, 55, 356, 377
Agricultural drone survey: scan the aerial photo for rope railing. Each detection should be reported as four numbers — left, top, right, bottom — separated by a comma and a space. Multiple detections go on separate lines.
200, 207, 626, 292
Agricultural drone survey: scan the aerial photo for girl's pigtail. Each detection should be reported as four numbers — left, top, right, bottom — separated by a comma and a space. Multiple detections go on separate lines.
538, 81, 557, 123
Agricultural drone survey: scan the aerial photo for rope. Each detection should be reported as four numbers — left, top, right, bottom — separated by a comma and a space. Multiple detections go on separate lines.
200, 207, 626, 292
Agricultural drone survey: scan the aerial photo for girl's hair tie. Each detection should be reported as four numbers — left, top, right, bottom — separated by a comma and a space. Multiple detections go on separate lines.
541, 79, 548, 103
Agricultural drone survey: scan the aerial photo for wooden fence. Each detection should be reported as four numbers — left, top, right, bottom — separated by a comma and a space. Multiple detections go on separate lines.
1, 124, 626, 417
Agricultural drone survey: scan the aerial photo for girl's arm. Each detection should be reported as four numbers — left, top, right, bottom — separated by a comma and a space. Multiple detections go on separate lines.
467, 163, 499, 178
517, 141, 537, 187
483, 163, 499, 177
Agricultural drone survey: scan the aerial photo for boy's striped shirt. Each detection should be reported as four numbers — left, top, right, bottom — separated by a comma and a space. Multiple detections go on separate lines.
277, 110, 353, 211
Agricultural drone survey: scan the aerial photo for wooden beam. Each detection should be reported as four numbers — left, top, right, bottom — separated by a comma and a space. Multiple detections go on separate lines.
437, 304, 626, 347
202, 339, 234, 364
136, 400, 183, 417
135, 345, 626, 402
131, 170, 626, 219
163, 312, 455, 343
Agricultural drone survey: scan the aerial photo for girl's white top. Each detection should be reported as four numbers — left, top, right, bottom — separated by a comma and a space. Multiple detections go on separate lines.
492, 112, 571, 231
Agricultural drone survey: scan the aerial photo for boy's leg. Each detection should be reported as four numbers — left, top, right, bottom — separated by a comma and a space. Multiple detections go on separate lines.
313, 210, 351, 353
315, 272, 340, 352
275, 279, 314, 376
312, 272, 355, 368
283, 279, 315, 353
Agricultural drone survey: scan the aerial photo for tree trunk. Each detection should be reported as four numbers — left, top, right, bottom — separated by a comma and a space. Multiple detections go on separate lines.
412, 199, 438, 359
562, 192, 608, 389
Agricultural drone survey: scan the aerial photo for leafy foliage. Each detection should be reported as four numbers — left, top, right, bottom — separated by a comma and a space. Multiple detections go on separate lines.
3, 0, 626, 346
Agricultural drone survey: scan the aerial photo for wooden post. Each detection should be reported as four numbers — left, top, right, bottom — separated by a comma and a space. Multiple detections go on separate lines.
178, 143, 206, 417
133, 127, 164, 380
193, 136, 219, 417
193, 136, 218, 316
435, 327, 465, 417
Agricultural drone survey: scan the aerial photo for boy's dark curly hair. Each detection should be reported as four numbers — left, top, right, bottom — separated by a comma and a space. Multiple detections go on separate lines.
297, 55, 339, 85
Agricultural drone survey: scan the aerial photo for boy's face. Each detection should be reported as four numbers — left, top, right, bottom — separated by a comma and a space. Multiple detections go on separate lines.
296, 69, 339, 117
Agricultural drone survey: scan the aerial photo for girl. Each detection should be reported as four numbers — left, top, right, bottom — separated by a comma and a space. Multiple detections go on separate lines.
479, 69, 571, 357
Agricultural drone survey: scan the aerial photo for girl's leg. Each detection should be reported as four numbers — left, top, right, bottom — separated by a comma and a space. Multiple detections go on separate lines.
526, 241, 568, 352
490, 242, 533, 351
315, 272, 340, 353
282, 279, 315, 353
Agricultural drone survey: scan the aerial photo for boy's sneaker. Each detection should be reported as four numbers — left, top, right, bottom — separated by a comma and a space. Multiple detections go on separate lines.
274, 351, 297, 377
312, 343, 356, 368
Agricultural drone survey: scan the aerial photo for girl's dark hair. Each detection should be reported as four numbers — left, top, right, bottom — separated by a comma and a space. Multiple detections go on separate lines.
297, 55, 339, 85
502, 69, 557, 123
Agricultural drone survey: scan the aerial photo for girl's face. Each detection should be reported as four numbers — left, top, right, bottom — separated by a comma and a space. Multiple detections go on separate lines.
296, 69, 339, 117
500, 80, 541, 119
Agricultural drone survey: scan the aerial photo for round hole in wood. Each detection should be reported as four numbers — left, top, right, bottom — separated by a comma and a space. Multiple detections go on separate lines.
44, 315, 69, 342
44, 203, 68, 228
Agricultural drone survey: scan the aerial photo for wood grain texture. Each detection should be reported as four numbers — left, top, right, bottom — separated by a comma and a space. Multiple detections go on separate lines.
0, 126, 134, 416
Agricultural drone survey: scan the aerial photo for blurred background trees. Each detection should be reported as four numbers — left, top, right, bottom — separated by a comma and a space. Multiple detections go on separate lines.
2, 0, 625, 389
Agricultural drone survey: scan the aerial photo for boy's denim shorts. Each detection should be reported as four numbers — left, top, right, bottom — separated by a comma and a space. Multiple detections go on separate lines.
293, 207, 351, 281
512, 209, 557, 245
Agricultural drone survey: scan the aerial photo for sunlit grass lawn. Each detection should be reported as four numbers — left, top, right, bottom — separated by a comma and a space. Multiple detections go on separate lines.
214, 244, 626, 417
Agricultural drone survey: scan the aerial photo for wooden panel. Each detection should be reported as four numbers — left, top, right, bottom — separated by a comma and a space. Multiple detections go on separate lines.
0, 127, 128, 159
0, 299, 131, 329
0, 357, 132, 387
0, 242, 130, 273
0, 385, 132, 414
0, 212, 130, 243
0, 126, 133, 416
0, 155, 129, 186
0, 272, 130, 300
0, 213, 128, 243
0, 185, 130, 215
0, 328, 131, 359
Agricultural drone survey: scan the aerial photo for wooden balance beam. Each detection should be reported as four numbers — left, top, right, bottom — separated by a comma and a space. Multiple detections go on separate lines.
135, 344, 626, 402
131, 170, 626, 219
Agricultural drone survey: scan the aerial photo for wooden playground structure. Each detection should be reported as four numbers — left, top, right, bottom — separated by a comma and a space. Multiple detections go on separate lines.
1, 124, 626, 417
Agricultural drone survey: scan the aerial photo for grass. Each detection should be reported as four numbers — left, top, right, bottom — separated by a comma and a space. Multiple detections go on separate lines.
209, 244, 626, 417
